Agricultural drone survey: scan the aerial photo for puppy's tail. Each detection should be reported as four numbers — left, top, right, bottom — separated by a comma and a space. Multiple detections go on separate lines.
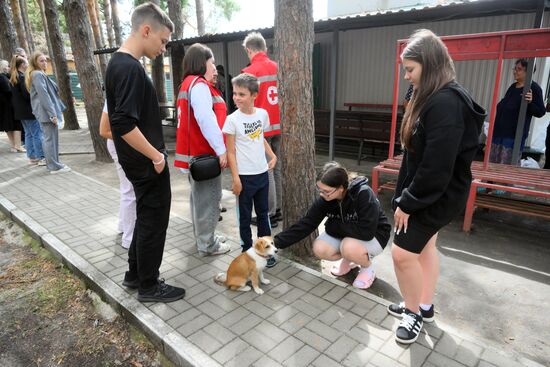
214, 272, 227, 286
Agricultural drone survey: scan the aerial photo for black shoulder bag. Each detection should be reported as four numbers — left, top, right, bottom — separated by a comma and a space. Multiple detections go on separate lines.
187, 77, 221, 181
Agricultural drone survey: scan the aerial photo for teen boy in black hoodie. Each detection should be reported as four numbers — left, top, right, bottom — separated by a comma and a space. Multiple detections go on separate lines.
274, 162, 391, 289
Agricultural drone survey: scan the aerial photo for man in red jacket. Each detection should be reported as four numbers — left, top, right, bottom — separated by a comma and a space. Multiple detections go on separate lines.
242, 32, 282, 228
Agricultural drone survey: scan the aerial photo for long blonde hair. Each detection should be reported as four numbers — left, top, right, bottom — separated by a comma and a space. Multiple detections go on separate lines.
9, 55, 27, 86
400, 29, 455, 150
25, 51, 45, 92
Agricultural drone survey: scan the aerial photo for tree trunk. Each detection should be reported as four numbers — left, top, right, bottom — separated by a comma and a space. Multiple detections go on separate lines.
274, 0, 316, 257
94, 0, 106, 47
63, 0, 111, 163
0, 0, 17, 60
167, 0, 184, 102
9, 0, 29, 52
110, 0, 122, 46
195, 0, 205, 36
43, 0, 79, 130
86, 0, 107, 79
150, 0, 167, 115
102, 0, 115, 47
167, 0, 183, 40
19, 0, 35, 53
36, 0, 57, 76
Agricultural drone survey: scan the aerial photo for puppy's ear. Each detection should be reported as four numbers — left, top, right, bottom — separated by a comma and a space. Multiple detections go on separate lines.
253, 238, 265, 251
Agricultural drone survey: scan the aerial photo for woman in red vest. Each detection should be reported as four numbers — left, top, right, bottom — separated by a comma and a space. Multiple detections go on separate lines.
174, 43, 229, 256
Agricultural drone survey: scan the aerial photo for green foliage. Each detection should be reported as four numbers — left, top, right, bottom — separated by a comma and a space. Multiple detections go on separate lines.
213, 0, 239, 20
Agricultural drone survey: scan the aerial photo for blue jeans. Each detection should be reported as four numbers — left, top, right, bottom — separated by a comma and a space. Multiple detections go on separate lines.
21, 119, 44, 160
237, 171, 271, 251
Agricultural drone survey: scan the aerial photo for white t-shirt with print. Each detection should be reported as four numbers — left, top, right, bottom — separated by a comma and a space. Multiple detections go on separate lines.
222, 107, 270, 175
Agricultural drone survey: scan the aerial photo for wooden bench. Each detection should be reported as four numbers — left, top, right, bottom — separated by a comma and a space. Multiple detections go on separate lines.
371, 156, 550, 232
344, 102, 404, 113
314, 109, 402, 164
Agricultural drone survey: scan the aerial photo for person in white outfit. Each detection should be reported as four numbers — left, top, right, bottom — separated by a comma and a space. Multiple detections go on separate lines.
99, 101, 136, 249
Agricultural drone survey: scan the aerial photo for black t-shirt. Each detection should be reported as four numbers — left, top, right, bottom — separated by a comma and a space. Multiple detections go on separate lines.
105, 52, 165, 179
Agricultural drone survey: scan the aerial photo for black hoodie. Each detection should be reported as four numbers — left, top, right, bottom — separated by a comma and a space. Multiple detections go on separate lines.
274, 177, 391, 249
393, 81, 486, 228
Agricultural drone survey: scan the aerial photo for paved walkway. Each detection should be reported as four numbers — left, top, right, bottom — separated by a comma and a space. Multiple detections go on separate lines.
0, 126, 543, 367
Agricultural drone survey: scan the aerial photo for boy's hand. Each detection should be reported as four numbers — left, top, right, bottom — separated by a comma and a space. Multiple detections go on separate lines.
219, 153, 228, 169
232, 177, 242, 196
268, 155, 277, 170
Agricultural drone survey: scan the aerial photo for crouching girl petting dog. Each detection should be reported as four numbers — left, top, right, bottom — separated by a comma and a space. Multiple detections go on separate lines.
273, 162, 391, 289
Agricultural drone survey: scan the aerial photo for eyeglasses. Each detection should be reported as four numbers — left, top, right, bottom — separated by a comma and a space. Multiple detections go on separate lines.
316, 186, 337, 197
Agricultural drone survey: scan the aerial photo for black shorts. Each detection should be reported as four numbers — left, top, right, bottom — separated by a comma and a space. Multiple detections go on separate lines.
393, 216, 440, 254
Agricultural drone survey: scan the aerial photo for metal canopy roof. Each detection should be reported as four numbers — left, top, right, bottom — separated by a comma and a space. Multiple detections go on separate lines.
93, 0, 549, 55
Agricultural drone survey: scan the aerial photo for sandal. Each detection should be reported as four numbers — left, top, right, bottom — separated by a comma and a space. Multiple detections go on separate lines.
330, 258, 358, 276
352, 269, 376, 289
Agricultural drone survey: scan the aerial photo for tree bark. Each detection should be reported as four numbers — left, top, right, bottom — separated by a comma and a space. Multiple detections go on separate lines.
36, 0, 57, 76
19, 0, 35, 53
86, 0, 107, 79
167, 0, 183, 40
9, 0, 29, 52
150, 0, 167, 115
63, 0, 111, 163
195, 0, 205, 36
102, 0, 115, 47
110, 0, 122, 46
167, 0, 184, 102
43, 0, 79, 130
274, 0, 316, 257
0, 0, 17, 60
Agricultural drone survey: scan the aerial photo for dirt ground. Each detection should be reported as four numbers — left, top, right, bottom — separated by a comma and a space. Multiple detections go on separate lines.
0, 213, 173, 367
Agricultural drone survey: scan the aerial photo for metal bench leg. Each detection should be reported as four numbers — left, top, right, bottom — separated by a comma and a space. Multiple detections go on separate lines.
463, 180, 478, 232
371, 165, 380, 196
357, 140, 364, 166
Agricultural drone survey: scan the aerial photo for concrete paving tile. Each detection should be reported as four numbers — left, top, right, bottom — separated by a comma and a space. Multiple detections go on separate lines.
208, 293, 240, 312
283, 345, 320, 367
312, 354, 343, 367
203, 322, 237, 344
231, 313, 263, 335
177, 313, 214, 337
253, 320, 290, 343
255, 293, 287, 311
252, 355, 283, 367
287, 273, 318, 291
378, 336, 408, 360
347, 326, 385, 350
291, 299, 324, 318
397, 342, 432, 366
167, 307, 202, 329
271, 304, 300, 326
426, 351, 469, 367
305, 319, 341, 342
211, 338, 249, 365
218, 307, 252, 328
268, 335, 305, 363
309, 281, 336, 298
149, 302, 180, 321
331, 311, 362, 333
279, 287, 306, 304
225, 345, 263, 367
325, 334, 359, 362
241, 328, 280, 353
295, 327, 332, 352
342, 344, 376, 367
480, 348, 524, 367
186, 286, 218, 307
453, 340, 483, 367
242, 300, 276, 318
369, 352, 406, 367
279, 312, 313, 334
434, 331, 462, 358
365, 304, 390, 324
322, 285, 348, 303
199, 300, 228, 320
301, 292, 333, 311
317, 305, 348, 325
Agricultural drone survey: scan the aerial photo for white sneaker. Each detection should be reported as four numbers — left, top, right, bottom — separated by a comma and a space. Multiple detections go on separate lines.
37, 159, 46, 166
202, 242, 231, 256
50, 166, 71, 174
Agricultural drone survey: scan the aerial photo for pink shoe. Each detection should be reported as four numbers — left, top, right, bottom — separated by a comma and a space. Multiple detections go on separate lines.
330, 258, 358, 276
352, 269, 376, 289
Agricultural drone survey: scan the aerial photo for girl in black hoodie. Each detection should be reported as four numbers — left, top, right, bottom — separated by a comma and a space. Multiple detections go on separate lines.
387, 30, 486, 345
274, 162, 391, 290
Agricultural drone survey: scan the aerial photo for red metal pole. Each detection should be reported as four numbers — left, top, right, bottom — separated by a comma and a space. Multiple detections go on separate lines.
482, 35, 506, 170
389, 40, 402, 160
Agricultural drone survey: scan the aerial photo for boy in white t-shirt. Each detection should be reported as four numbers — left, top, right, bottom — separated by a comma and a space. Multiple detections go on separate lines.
222, 73, 277, 253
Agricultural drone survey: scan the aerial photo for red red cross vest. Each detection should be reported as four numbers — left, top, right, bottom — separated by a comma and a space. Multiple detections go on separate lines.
174, 75, 227, 169
242, 52, 280, 137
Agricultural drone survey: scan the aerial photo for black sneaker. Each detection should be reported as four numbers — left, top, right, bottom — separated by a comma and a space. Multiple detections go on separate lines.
250, 216, 278, 228
387, 302, 434, 322
266, 256, 277, 268
395, 309, 423, 344
137, 279, 186, 303
122, 272, 139, 289
273, 209, 282, 222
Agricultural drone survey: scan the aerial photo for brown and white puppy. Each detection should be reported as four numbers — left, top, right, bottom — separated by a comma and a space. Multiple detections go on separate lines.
214, 236, 277, 294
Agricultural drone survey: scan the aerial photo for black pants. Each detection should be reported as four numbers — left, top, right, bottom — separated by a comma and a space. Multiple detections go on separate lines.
126, 164, 171, 291
238, 171, 271, 251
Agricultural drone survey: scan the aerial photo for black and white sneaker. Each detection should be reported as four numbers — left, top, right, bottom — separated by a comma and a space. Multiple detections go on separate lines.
137, 279, 186, 303
395, 309, 423, 344
387, 302, 434, 322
